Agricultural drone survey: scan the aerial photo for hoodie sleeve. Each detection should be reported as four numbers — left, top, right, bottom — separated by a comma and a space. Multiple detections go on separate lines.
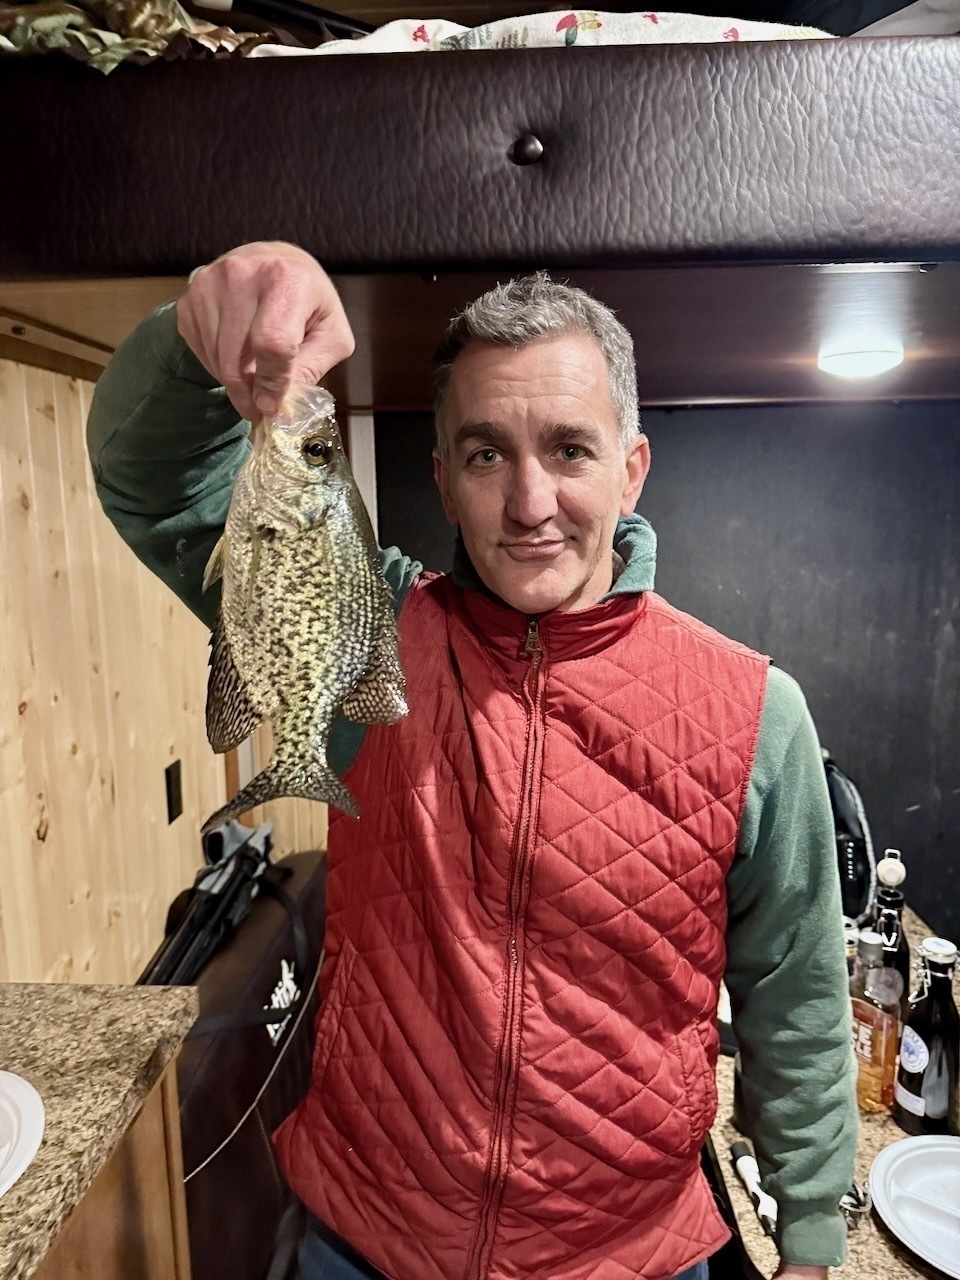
726, 666, 858, 1268
86, 300, 249, 629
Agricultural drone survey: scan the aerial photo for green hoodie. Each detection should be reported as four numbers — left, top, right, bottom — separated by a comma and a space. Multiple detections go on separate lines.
87, 302, 857, 1268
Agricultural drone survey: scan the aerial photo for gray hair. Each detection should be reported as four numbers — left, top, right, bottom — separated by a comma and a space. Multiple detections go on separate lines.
433, 272, 641, 455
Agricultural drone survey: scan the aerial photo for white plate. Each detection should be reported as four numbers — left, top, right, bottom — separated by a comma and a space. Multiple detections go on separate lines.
0, 1071, 45, 1199
869, 1134, 960, 1278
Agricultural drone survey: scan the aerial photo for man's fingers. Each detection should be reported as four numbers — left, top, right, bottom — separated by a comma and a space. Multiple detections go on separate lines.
214, 305, 266, 422
177, 283, 259, 419
290, 316, 357, 399
249, 282, 355, 413
176, 241, 355, 419
248, 326, 302, 415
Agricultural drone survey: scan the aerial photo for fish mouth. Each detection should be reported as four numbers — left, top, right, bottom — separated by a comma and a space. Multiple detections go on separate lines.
501, 540, 566, 562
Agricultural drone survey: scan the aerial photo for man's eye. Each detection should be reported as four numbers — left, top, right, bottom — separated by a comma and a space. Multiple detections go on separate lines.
559, 444, 586, 461
470, 448, 501, 465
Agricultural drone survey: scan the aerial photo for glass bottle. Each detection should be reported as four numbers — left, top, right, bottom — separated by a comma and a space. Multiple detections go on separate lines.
850, 930, 903, 1112
892, 937, 959, 1136
874, 886, 911, 1022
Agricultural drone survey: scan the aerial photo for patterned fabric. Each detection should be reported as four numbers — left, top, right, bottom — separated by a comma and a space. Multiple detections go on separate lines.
249, 7, 833, 58
0, 1, 831, 73
0, 0, 269, 73
274, 574, 769, 1280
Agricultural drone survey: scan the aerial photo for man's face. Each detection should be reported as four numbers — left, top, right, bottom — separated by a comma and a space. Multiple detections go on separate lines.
433, 333, 650, 615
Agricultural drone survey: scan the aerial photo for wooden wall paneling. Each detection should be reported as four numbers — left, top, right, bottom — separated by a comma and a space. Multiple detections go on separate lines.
1, 348, 327, 983
1, 358, 228, 983
46, 367, 119, 981
0, 360, 46, 982
82, 380, 223, 978
18, 365, 87, 982
77, 374, 147, 977
84, 373, 153, 978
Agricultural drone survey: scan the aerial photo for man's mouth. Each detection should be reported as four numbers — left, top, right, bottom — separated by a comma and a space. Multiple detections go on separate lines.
502, 540, 566, 562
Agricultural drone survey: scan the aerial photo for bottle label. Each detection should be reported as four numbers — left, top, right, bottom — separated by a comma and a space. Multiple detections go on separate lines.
894, 1078, 925, 1116
900, 1026, 930, 1073
853, 1017, 874, 1062
878, 909, 900, 951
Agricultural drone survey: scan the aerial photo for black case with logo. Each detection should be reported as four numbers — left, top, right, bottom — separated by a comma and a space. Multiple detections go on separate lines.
176, 849, 327, 1280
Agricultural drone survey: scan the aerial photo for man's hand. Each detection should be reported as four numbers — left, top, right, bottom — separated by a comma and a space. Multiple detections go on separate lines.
773, 1265, 829, 1279
177, 240, 356, 421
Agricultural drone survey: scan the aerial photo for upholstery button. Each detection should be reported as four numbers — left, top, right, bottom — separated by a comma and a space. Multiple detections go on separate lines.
510, 134, 544, 166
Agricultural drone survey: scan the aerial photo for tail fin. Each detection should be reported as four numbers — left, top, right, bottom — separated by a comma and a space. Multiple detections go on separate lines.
201, 757, 358, 835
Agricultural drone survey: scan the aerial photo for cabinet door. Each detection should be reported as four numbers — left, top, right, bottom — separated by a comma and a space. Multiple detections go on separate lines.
37, 1065, 190, 1280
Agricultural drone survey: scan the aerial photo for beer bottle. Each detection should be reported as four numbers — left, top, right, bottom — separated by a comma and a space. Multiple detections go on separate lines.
892, 938, 959, 1136
874, 886, 911, 1022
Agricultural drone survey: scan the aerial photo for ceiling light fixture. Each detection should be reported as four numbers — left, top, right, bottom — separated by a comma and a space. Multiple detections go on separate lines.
817, 337, 905, 379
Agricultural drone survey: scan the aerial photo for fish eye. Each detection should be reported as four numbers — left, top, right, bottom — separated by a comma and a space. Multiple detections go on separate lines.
302, 438, 331, 466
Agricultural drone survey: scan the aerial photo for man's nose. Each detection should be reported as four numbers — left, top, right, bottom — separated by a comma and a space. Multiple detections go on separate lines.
505, 458, 559, 528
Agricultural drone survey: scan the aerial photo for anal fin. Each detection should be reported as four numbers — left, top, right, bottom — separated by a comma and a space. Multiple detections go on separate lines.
342, 628, 408, 725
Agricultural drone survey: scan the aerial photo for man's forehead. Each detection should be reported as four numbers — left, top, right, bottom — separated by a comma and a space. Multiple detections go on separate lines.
448, 334, 610, 400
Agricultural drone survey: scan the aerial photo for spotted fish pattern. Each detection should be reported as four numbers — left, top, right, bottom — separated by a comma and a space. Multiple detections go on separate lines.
201, 386, 407, 833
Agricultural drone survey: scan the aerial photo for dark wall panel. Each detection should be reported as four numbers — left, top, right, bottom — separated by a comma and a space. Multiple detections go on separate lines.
376, 402, 960, 944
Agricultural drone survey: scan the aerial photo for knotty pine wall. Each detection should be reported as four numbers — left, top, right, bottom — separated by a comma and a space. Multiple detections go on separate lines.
0, 358, 327, 985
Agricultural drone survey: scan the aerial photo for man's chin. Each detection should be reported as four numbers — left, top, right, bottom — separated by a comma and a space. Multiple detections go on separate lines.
487, 568, 577, 616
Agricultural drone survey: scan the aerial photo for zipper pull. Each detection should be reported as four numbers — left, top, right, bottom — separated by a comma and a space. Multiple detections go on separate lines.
523, 618, 541, 657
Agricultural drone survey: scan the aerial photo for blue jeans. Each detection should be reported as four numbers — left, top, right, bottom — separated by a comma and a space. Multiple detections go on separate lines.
298, 1221, 711, 1280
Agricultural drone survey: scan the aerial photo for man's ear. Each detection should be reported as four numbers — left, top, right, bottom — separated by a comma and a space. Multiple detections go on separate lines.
620, 434, 651, 515
433, 449, 460, 526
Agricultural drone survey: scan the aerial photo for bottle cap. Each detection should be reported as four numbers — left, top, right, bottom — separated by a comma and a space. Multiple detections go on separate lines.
857, 930, 883, 963
919, 937, 958, 964
876, 848, 907, 887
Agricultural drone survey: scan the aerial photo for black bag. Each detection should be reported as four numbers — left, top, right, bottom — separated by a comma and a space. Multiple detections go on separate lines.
142, 837, 327, 1280
822, 749, 876, 925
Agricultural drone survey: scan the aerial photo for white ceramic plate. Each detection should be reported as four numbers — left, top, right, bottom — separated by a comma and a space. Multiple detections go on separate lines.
0, 1071, 45, 1199
869, 1134, 960, 1278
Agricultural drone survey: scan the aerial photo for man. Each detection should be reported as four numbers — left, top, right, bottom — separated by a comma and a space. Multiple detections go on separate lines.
87, 241, 856, 1280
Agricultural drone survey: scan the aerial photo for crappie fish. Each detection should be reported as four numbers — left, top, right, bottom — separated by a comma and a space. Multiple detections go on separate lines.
200, 385, 407, 834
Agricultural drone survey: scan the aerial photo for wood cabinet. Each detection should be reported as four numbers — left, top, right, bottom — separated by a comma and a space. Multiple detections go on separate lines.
34, 1066, 190, 1280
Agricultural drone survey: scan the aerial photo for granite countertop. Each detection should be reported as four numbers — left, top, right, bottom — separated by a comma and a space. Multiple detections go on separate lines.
711, 906, 958, 1280
0, 983, 197, 1280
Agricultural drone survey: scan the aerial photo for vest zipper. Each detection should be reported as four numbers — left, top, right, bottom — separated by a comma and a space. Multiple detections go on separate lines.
468, 618, 545, 1280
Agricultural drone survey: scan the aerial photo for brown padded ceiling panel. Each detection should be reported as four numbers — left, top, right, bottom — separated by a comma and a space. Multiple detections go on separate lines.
1, 38, 959, 279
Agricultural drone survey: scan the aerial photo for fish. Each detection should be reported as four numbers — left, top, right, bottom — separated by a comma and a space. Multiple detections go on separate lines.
200, 384, 407, 835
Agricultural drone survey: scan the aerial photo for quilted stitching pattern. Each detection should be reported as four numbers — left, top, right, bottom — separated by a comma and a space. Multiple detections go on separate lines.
275, 579, 767, 1280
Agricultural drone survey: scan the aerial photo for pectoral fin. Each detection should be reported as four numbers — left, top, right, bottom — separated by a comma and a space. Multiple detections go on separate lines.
202, 533, 228, 593
206, 617, 264, 753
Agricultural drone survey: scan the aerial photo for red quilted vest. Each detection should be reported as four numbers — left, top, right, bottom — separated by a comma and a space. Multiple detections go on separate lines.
274, 574, 769, 1280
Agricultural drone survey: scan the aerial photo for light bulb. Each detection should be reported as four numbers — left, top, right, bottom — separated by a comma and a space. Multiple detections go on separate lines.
817, 339, 904, 379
